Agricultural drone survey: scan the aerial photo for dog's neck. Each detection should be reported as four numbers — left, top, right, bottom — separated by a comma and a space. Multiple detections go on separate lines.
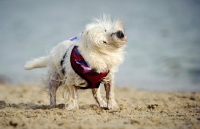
77, 41, 125, 73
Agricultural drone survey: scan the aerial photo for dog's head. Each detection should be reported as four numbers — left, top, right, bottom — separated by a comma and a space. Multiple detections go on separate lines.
82, 16, 127, 52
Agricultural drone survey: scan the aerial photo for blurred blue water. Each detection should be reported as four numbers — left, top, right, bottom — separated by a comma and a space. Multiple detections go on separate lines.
0, 0, 200, 91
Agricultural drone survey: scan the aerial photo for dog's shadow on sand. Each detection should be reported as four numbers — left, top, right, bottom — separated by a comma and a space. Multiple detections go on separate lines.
2, 102, 65, 110
1, 101, 109, 110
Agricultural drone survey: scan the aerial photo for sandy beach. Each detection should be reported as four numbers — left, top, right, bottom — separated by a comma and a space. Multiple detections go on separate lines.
0, 83, 200, 129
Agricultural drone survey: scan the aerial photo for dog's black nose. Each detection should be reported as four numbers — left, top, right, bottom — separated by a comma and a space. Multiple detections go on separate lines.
116, 30, 124, 39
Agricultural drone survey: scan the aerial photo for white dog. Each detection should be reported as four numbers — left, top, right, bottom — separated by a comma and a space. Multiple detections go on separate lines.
24, 16, 127, 110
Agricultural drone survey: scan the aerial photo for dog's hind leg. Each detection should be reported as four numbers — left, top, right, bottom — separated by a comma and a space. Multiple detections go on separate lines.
65, 85, 79, 110
48, 71, 61, 108
92, 87, 107, 108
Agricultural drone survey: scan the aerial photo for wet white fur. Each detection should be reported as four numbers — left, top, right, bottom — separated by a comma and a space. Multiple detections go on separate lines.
24, 15, 127, 110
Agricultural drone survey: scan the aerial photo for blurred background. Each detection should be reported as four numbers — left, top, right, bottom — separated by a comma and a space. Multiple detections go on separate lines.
0, 0, 199, 91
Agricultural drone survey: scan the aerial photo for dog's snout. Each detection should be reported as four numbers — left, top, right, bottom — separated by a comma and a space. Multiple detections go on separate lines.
116, 30, 124, 39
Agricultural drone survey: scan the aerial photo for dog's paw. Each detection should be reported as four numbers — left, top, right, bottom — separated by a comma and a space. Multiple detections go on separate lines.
108, 99, 119, 110
99, 100, 107, 108
65, 99, 79, 110
49, 104, 56, 108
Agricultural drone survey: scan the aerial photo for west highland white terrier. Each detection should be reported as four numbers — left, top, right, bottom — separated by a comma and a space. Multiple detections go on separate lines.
24, 15, 127, 110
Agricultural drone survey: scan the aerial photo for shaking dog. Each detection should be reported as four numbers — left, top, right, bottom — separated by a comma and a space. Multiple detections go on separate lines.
24, 16, 127, 110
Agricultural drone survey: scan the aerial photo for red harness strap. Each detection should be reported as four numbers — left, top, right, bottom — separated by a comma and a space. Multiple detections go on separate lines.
70, 46, 109, 89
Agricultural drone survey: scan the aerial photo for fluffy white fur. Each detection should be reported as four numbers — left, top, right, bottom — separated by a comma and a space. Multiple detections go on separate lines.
24, 16, 127, 110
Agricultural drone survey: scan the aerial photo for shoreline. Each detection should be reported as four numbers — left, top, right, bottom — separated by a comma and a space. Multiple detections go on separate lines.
0, 84, 200, 129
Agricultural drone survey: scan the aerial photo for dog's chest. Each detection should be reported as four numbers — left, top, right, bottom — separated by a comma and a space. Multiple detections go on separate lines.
60, 45, 109, 89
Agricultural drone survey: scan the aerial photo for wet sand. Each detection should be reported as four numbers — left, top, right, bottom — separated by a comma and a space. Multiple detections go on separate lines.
0, 84, 200, 129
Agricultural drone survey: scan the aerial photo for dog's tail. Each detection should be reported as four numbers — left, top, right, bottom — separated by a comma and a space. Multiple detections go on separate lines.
24, 56, 49, 70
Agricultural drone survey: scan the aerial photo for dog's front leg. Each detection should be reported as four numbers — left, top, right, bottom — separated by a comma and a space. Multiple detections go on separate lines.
92, 87, 107, 108
104, 79, 119, 110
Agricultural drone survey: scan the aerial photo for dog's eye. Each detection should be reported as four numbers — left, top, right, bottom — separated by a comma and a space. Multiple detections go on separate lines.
103, 41, 107, 44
